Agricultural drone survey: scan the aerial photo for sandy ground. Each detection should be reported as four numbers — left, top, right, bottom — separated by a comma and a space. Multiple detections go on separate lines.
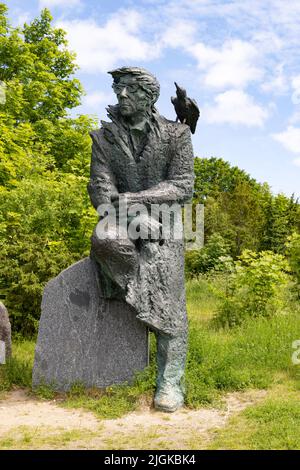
0, 389, 267, 449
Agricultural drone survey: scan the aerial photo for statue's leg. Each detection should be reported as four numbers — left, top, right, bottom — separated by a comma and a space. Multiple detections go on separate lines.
154, 326, 188, 412
91, 224, 139, 298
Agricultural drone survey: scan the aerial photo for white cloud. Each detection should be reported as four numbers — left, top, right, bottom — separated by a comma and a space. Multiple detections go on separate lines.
272, 126, 300, 153
252, 31, 283, 54
204, 90, 269, 127
57, 10, 161, 73
291, 75, 300, 91
291, 74, 300, 105
83, 91, 113, 110
293, 158, 300, 167
289, 111, 300, 125
39, 0, 81, 8
166, 0, 300, 42
261, 63, 288, 95
160, 0, 300, 97
187, 39, 262, 89
162, 20, 198, 48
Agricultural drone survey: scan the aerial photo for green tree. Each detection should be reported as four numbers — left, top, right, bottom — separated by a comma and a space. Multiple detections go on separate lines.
0, 4, 96, 187
0, 176, 97, 336
0, 4, 98, 335
193, 157, 272, 257
261, 194, 300, 253
1, 7, 82, 122
215, 250, 290, 327
185, 233, 233, 276
193, 157, 264, 203
204, 180, 269, 257
286, 232, 300, 297
193, 157, 299, 259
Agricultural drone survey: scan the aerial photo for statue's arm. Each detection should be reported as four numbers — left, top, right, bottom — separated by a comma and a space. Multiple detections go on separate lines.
88, 131, 118, 209
115, 126, 194, 206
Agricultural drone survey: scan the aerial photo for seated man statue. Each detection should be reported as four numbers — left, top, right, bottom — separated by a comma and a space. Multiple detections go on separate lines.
88, 66, 195, 412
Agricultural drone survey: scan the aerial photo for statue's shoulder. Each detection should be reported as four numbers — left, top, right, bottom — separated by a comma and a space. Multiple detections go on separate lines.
157, 114, 190, 139
90, 120, 115, 147
89, 128, 104, 145
90, 105, 123, 144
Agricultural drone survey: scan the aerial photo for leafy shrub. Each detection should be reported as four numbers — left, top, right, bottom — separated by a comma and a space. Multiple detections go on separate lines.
286, 232, 300, 297
185, 233, 233, 276
215, 250, 290, 327
0, 175, 97, 336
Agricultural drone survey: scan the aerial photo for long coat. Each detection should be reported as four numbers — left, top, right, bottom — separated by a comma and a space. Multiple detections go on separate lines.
88, 106, 194, 336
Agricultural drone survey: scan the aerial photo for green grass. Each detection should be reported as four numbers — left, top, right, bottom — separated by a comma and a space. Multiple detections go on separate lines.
208, 383, 300, 449
185, 311, 300, 405
0, 340, 34, 393
102, 426, 169, 450
1, 275, 300, 422
186, 275, 225, 320
0, 426, 100, 450
61, 367, 156, 419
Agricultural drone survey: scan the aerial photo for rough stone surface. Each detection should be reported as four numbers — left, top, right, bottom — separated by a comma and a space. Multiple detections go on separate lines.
0, 302, 11, 364
32, 257, 149, 391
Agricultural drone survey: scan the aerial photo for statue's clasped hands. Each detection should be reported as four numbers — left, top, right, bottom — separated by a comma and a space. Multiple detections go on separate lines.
111, 193, 161, 240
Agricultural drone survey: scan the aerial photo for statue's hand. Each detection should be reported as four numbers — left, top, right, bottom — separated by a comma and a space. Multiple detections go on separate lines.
128, 213, 162, 241
111, 192, 141, 207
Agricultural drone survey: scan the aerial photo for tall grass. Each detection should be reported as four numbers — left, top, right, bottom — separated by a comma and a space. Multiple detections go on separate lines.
186, 312, 300, 405
185, 275, 226, 320
185, 274, 300, 404
1, 275, 299, 415
0, 340, 34, 392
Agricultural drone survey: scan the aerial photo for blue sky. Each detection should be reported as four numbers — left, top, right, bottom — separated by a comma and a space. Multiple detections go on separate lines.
6, 0, 300, 197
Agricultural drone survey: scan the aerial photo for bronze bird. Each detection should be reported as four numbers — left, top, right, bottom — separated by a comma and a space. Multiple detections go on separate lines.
171, 82, 200, 134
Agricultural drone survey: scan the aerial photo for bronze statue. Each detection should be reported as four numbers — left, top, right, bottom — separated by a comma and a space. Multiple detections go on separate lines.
88, 67, 197, 412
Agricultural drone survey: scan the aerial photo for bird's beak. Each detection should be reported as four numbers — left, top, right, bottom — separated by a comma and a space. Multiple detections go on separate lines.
174, 82, 179, 90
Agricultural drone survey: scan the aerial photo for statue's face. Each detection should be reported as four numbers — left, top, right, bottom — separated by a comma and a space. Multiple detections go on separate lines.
113, 75, 151, 117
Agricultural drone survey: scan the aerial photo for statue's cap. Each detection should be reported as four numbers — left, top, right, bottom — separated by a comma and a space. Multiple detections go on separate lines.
108, 66, 157, 82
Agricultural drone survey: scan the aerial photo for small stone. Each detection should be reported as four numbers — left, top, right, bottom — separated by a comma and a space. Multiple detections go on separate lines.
0, 302, 12, 364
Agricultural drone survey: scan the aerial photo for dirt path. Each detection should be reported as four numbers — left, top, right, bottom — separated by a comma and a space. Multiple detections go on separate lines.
0, 389, 267, 450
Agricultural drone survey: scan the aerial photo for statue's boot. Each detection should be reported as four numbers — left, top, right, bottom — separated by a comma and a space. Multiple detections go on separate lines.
154, 329, 187, 412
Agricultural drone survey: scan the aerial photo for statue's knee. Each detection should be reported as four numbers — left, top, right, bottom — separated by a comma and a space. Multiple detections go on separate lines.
91, 228, 135, 258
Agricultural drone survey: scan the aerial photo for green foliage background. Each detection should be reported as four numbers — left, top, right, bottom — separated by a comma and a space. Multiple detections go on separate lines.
0, 5, 98, 335
0, 4, 299, 336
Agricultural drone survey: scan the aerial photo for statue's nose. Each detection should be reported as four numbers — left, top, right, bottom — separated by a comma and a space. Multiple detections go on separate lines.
120, 87, 128, 98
